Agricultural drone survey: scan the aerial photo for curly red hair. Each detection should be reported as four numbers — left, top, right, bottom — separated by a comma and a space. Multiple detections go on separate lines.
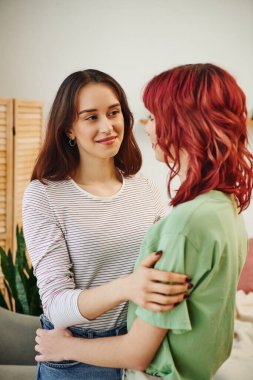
143, 63, 253, 212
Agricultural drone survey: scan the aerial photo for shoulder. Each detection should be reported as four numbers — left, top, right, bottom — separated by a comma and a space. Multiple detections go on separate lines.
144, 191, 234, 244
174, 191, 232, 229
23, 179, 72, 208
23, 179, 47, 202
125, 172, 161, 195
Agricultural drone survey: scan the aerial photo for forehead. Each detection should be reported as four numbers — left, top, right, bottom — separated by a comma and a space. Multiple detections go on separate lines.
77, 83, 119, 110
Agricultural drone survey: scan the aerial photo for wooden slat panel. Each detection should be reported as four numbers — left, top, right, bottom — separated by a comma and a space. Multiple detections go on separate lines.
15, 145, 40, 153
0, 214, 6, 221
0, 226, 6, 234
0, 176, 7, 184
16, 100, 43, 108
0, 99, 13, 254
14, 120, 42, 127
0, 163, 6, 171
0, 120, 7, 127
17, 114, 42, 120
16, 137, 41, 145
16, 107, 43, 114
13, 99, 43, 245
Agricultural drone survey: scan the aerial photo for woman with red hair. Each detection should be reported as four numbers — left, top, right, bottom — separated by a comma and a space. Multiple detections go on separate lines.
35, 64, 253, 380
23, 69, 190, 380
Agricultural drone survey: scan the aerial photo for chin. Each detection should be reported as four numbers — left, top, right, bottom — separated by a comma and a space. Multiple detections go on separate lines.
102, 148, 121, 159
155, 152, 165, 162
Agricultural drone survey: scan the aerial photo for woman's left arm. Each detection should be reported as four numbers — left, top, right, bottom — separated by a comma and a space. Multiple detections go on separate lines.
35, 318, 167, 370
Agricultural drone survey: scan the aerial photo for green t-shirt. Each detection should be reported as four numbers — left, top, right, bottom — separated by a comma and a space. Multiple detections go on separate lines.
127, 190, 248, 380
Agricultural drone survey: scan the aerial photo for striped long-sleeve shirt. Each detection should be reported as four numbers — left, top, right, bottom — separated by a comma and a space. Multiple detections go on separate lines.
22, 173, 167, 330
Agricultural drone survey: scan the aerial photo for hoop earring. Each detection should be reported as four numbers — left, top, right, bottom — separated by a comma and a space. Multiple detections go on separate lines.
69, 138, 77, 147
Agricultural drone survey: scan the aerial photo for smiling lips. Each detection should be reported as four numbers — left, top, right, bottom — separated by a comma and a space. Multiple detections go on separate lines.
96, 136, 117, 145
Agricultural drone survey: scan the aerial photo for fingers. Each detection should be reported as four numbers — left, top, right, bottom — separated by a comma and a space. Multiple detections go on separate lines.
35, 330, 46, 358
150, 268, 191, 284
143, 302, 175, 312
148, 292, 187, 306
150, 281, 191, 295
140, 252, 191, 284
36, 328, 46, 337
142, 292, 190, 312
140, 251, 163, 268
35, 354, 45, 362
35, 344, 41, 353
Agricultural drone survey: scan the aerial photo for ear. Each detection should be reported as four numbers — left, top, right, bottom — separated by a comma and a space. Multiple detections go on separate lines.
66, 129, 75, 140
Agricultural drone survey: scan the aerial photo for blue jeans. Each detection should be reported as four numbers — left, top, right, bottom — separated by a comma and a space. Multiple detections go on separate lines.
36, 314, 126, 380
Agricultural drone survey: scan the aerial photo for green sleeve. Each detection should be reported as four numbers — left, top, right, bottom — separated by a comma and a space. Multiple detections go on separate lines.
135, 232, 210, 334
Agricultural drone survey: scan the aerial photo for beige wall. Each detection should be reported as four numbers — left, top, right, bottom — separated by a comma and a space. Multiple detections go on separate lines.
0, 0, 252, 234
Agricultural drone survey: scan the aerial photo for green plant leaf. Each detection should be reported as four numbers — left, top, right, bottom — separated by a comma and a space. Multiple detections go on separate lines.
7, 250, 18, 300
26, 267, 42, 315
15, 297, 24, 314
0, 247, 18, 303
16, 226, 29, 274
0, 290, 8, 309
4, 279, 14, 311
29, 285, 43, 316
0, 247, 10, 285
15, 267, 29, 315
25, 268, 34, 306
0, 226, 42, 315
18, 259, 29, 288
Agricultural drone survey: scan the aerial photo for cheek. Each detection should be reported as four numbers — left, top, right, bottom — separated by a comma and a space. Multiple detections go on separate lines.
150, 130, 157, 142
77, 127, 97, 145
116, 116, 124, 135
155, 146, 165, 162
148, 122, 157, 141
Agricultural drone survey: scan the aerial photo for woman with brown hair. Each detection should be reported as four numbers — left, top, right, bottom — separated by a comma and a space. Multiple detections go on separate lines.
23, 69, 190, 380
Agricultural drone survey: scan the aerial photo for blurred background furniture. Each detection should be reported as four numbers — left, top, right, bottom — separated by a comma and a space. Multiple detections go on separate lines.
214, 238, 253, 380
0, 306, 40, 380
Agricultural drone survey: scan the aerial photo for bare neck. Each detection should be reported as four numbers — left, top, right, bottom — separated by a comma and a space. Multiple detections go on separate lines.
177, 151, 188, 183
73, 157, 120, 186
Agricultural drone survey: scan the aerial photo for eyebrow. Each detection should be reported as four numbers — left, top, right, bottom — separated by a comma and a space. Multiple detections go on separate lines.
78, 103, 121, 115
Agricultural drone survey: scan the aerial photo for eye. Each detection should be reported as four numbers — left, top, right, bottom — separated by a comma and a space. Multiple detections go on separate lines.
148, 115, 154, 122
108, 110, 120, 117
85, 115, 97, 121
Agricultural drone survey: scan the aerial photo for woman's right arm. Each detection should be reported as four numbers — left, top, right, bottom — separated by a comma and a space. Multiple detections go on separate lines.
23, 183, 189, 328
77, 253, 190, 320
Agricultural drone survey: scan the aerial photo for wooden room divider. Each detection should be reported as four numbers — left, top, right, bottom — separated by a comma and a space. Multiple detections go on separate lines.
0, 98, 44, 253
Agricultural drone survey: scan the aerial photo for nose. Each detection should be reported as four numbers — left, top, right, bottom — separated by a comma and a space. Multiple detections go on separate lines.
100, 116, 113, 134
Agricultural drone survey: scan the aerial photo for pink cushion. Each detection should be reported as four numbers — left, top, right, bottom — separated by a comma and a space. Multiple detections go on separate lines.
237, 239, 253, 293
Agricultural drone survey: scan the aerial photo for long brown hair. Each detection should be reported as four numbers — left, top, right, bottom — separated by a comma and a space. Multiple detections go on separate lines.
32, 69, 142, 181
143, 63, 253, 212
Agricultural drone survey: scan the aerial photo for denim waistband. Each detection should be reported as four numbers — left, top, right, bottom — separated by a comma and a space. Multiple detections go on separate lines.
40, 314, 127, 338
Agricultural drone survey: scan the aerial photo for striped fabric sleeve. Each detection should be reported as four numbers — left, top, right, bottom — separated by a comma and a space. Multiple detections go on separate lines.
22, 182, 88, 328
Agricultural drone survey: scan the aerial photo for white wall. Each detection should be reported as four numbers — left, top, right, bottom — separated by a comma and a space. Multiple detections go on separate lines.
0, 0, 253, 234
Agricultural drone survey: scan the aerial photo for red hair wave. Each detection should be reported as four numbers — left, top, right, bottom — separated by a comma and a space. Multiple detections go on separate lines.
143, 63, 253, 212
